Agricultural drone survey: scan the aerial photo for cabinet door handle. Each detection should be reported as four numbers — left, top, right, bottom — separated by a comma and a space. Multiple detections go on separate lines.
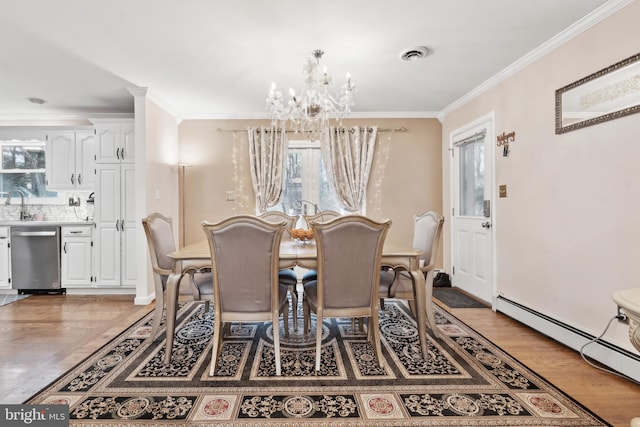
115, 220, 120, 231
78, 174, 82, 185
116, 147, 120, 159
120, 147, 125, 160
70, 173, 75, 185
63, 242, 67, 254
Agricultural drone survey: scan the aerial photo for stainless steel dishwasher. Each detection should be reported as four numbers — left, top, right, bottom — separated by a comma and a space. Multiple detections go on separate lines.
10, 225, 63, 293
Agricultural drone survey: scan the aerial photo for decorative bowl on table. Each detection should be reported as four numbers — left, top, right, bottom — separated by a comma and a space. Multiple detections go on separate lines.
289, 228, 314, 245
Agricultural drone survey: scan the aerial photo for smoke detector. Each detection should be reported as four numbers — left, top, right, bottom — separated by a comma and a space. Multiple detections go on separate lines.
399, 46, 432, 61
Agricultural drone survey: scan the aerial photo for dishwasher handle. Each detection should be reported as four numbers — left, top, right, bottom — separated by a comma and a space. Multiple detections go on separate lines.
12, 230, 58, 237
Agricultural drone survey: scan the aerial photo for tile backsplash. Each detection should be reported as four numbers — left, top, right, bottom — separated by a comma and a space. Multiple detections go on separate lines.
0, 191, 95, 222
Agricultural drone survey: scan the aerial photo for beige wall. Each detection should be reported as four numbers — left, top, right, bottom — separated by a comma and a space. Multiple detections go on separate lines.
178, 118, 443, 263
441, 1, 640, 352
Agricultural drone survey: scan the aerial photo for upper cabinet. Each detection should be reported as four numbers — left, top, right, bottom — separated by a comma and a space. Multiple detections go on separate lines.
94, 120, 135, 164
46, 130, 96, 191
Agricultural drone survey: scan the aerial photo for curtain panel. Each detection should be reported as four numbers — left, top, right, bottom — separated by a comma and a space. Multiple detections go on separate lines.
248, 126, 287, 213
321, 126, 378, 212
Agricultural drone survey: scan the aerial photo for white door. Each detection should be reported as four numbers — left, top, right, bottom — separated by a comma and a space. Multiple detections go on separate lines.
450, 113, 495, 304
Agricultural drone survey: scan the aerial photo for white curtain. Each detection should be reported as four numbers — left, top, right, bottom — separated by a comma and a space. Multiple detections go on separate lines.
321, 126, 378, 212
248, 126, 287, 213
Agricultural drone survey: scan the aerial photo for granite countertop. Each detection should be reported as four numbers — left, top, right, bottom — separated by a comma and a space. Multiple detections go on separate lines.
0, 220, 94, 226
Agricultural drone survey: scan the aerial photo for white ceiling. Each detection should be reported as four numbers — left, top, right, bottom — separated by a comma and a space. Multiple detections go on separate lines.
0, 0, 618, 121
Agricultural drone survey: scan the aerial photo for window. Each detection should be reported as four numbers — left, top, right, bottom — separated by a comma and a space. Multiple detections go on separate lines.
275, 140, 342, 216
458, 137, 485, 217
0, 141, 58, 201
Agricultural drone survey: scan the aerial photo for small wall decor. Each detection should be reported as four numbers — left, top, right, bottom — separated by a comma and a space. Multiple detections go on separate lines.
497, 131, 515, 157
555, 52, 640, 134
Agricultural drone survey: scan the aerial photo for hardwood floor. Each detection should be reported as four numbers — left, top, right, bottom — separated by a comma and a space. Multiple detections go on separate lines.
0, 294, 638, 426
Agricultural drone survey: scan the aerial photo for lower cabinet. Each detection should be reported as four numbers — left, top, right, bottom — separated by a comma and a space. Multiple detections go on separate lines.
61, 225, 93, 288
0, 227, 10, 289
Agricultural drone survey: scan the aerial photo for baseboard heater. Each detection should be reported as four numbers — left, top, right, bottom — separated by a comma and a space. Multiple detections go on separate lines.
495, 295, 640, 383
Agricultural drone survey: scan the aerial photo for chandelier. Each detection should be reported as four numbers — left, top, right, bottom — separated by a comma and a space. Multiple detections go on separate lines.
266, 49, 355, 139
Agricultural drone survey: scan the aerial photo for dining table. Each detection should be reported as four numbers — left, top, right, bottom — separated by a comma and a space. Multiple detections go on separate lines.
162, 237, 438, 365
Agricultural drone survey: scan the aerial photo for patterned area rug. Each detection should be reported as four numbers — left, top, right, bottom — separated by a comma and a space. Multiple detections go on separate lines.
27, 300, 609, 426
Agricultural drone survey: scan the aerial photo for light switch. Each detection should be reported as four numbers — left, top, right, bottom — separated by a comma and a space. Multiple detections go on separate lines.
499, 185, 507, 198
155, 189, 160, 200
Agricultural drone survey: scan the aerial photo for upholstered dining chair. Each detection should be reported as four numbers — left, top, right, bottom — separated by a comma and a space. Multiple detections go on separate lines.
142, 213, 213, 342
300, 210, 341, 286
259, 211, 300, 329
379, 211, 444, 317
202, 215, 289, 376
303, 215, 391, 371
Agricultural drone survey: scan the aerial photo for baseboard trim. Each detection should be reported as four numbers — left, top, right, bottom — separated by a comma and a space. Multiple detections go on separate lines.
496, 295, 640, 382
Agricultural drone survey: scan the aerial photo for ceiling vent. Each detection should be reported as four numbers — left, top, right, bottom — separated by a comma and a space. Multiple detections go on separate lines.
399, 46, 431, 61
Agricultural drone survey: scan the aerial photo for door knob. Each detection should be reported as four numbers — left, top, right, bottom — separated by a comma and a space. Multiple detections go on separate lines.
481, 221, 492, 229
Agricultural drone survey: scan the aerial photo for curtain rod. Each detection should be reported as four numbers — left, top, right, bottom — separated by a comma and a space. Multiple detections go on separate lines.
216, 126, 407, 134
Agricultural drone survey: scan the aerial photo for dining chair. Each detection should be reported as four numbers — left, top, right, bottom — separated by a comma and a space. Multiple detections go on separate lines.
142, 213, 213, 342
303, 215, 391, 371
379, 211, 444, 318
259, 211, 300, 330
300, 210, 341, 286
202, 215, 289, 376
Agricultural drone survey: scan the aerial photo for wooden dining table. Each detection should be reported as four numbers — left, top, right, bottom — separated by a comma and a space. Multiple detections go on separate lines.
162, 238, 438, 364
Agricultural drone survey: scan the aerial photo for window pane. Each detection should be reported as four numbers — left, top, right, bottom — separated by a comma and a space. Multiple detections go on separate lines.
459, 139, 484, 217
0, 172, 52, 197
277, 145, 341, 216
2, 145, 45, 170
0, 142, 57, 199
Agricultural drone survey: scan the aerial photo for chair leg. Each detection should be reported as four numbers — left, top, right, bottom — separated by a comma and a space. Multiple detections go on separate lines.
273, 311, 282, 376
408, 300, 417, 318
148, 288, 165, 342
315, 310, 323, 372
204, 300, 210, 313
289, 285, 298, 331
283, 301, 290, 338
379, 298, 385, 310
369, 312, 384, 369
209, 315, 224, 376
303, 299, 310, 334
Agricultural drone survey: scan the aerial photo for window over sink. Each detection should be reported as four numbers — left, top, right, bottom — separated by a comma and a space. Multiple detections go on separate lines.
0, 140, 59, 202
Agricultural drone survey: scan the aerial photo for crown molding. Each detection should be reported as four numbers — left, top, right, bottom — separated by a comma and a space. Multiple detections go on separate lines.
178, 110, 439, 121
438, 0, 634, 121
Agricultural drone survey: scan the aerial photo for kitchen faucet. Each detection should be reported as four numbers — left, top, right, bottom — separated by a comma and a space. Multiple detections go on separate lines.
4, 189, 31, 220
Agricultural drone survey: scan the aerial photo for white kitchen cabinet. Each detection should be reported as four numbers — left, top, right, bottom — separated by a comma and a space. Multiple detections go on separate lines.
94, 163, 136, 288
46, 131, 96, 191
94, 120, 135, 164
0, 227, 10, 289
61, 225, 93, 287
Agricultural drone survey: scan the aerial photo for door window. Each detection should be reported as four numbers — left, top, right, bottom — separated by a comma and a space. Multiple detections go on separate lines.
458, 138, 485, 217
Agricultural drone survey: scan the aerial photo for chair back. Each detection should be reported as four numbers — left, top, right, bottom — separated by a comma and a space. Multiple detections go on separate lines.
142, 213, 177, 289
202, 215, 285, 315
311, 215, 391, 312
412, 211, 444, 268
259, 211, 298, 229
304, 210, 340, 228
